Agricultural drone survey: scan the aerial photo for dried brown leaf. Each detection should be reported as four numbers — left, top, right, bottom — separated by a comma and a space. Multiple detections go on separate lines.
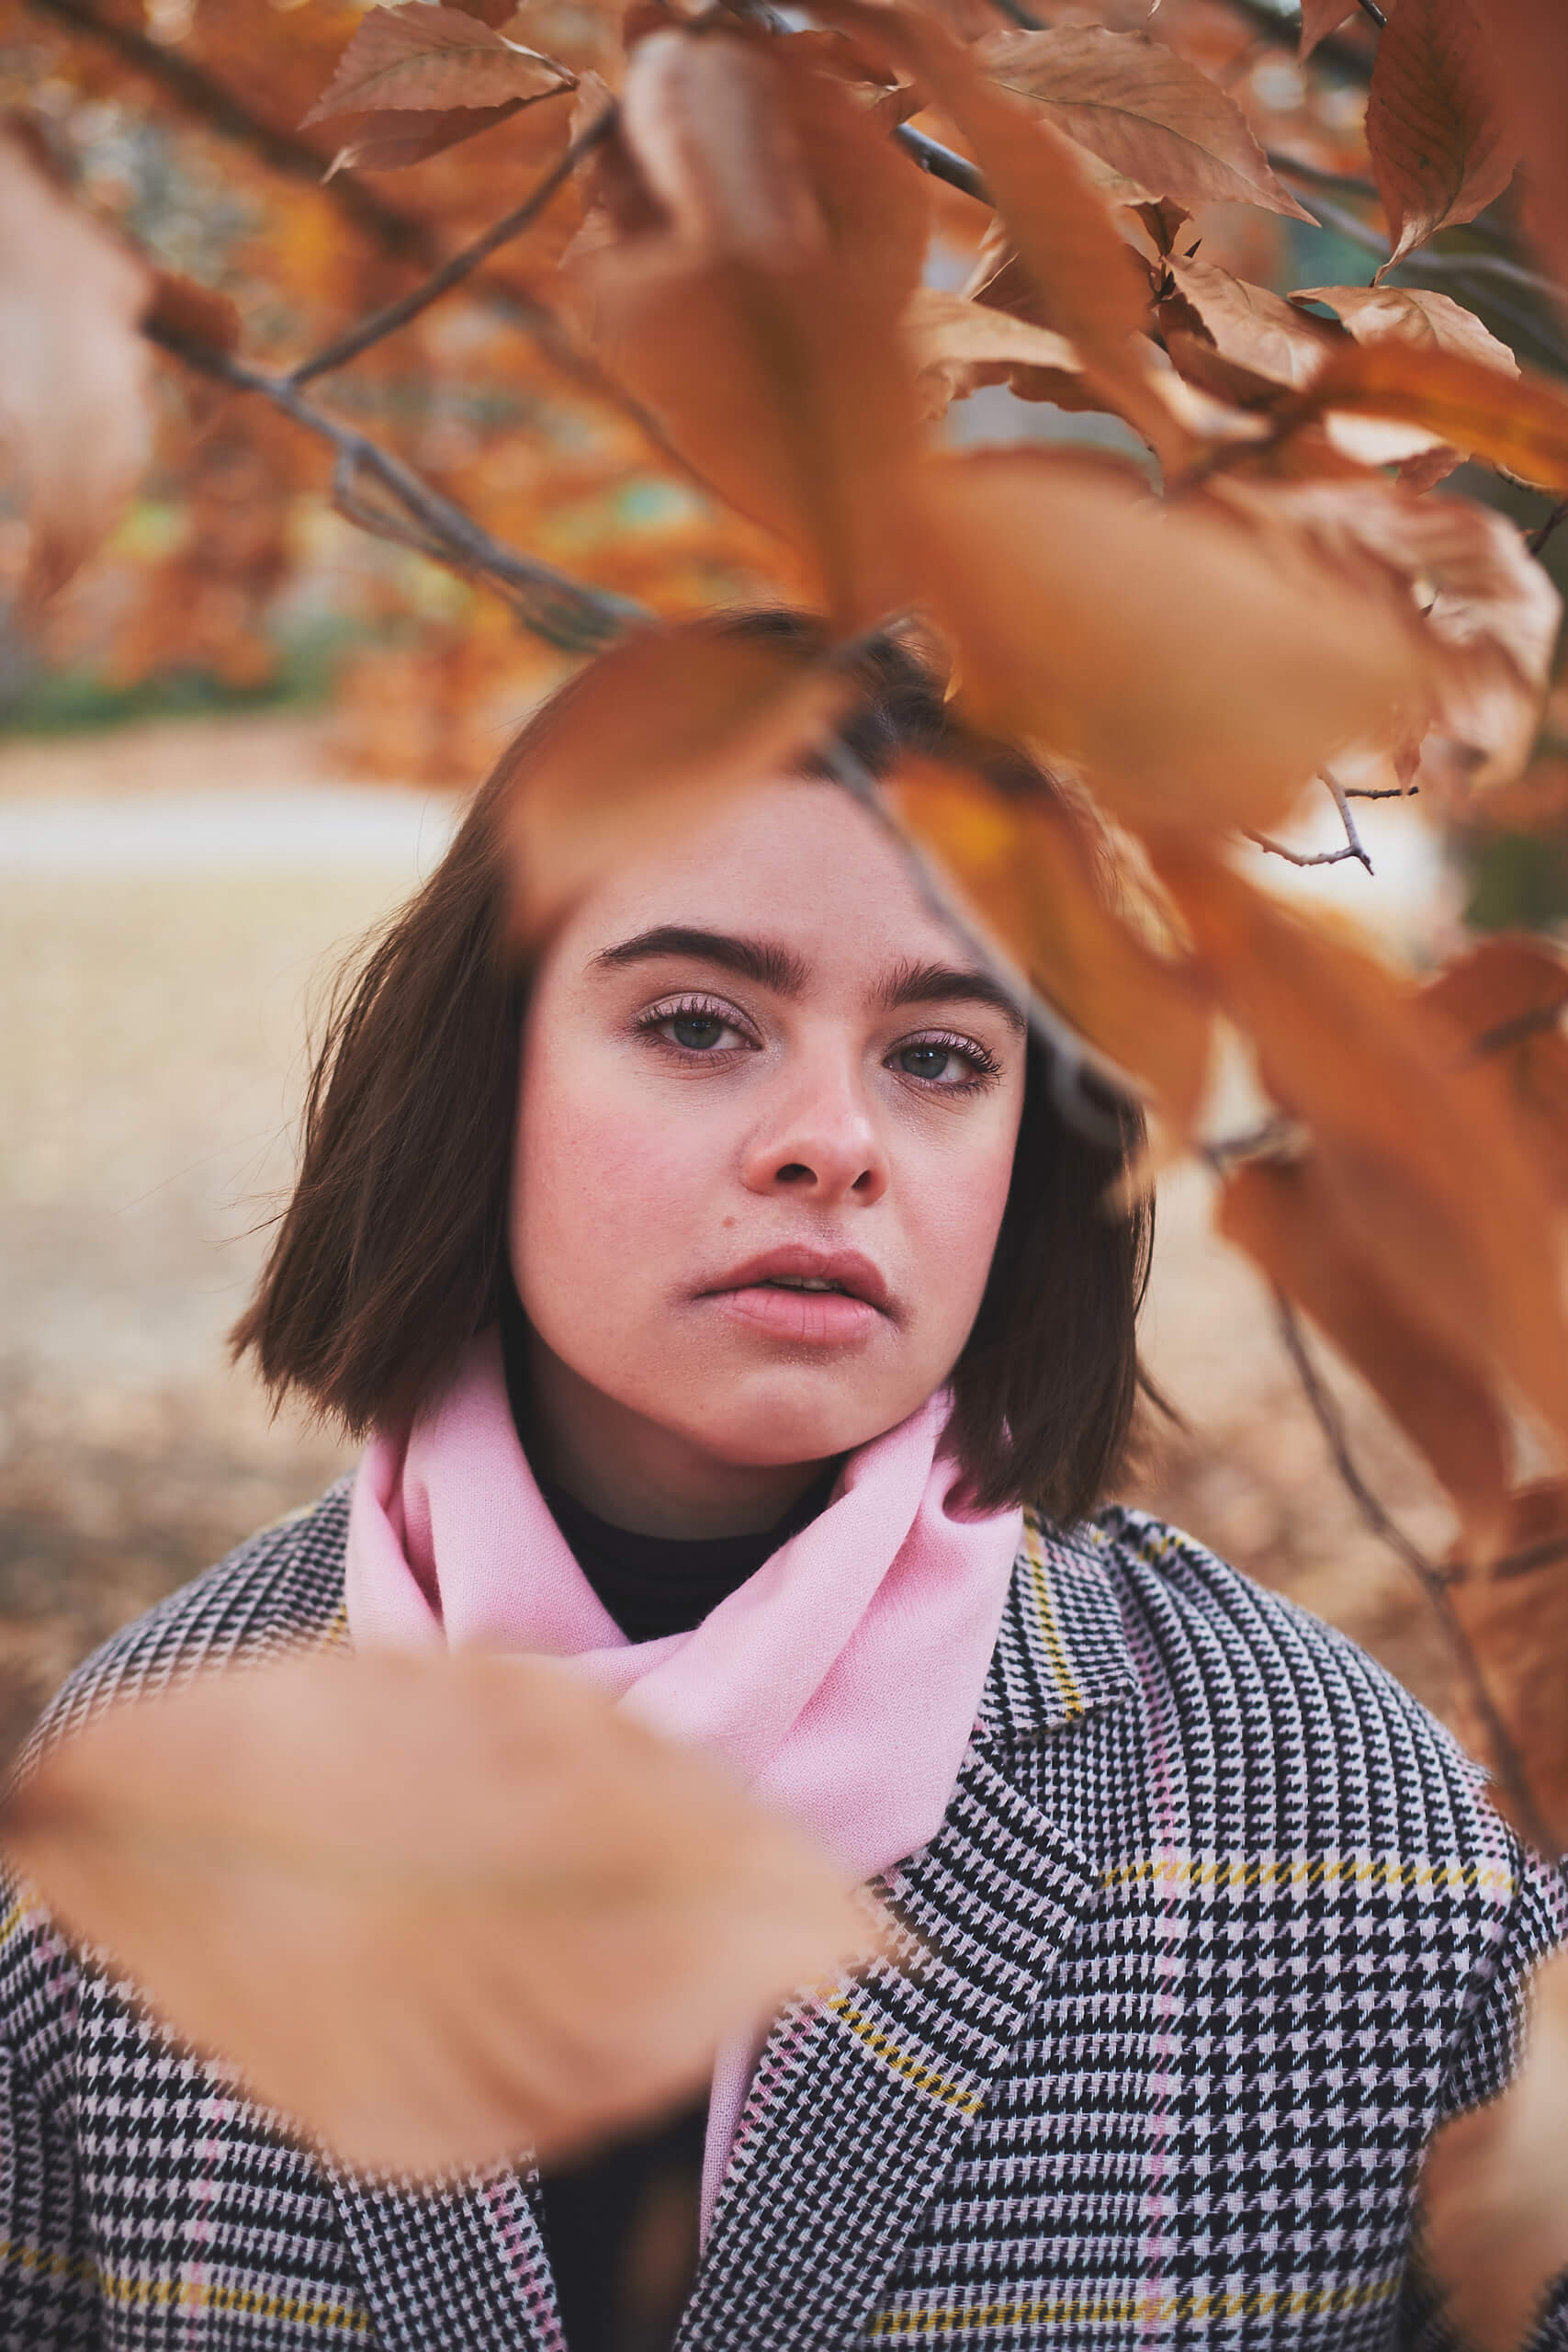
1163, 254, 1340, 391
1423, 936, 1568, 1206
0, 124, 153, 608
814, 0, 1179, 464
1288, 288, 1516, 488
302, 5, 573, 126
616, 29, 829, 268
1295, 284, 1519, 375
900, 447, 1432, 830
0, 1651, 880, 2178
903, 286, 1088, 421
324, 99, 532, 175
1289, 340, 1568, 492
1365, 0, 1519, 271
1299, 0, 1357, 59
1215, 479, 1560, 792
888, 756, 1213, 1127
1443, 1489, 1568, 1852
1220, 1152, 1511, 1556
568, 31, 928, 626
505, 625, 852, 943
1150, 842, 1568, 1456
1422, 1950, 1568, 2350
1479, 0, 1568, 300
979, 26, 1314, 222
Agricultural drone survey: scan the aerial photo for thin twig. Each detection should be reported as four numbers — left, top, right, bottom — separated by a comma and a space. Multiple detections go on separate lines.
893, 124, 989, 205
1356, 0, 1387, 26
1247, 833, 1368, 868
1272, 1295, 1554, 1853
1531, 499, 1568, 556
291, 107, 610, 386
1248, 774, 1373, 873
147, 321, 644, 652
1343, 785, 1416, 800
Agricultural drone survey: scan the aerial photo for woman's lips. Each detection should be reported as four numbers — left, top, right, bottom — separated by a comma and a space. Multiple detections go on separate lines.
705, 1284, 883, 1345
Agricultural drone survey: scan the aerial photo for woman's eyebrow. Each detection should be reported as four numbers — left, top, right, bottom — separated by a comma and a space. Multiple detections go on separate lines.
880, 959, 1028, 1035
592, 925, 807, 994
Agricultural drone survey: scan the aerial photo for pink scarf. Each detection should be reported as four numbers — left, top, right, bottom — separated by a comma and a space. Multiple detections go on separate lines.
344, 1329, 1021, 2228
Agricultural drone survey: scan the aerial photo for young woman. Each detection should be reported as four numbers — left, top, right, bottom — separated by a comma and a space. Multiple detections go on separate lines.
2, 616, 1563, 2352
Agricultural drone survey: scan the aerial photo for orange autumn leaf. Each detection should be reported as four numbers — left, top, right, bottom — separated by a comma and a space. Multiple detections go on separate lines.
504, 623, 852, 943
1479, 0, 1568, 300
1442, 1484, 1568, 1853
1299, 0, 1359, 59
811, 0, 1179, 465
0, 1651, 881, 2178
898, 446, 1431, 830
1365, 0, 1519, 271
1151, 842, 1568, 1454
567, 28, 928, 627
1210, 478, 1560, 794
1422, 1950, 1568, 2351
888, 755, 1213, 1129
1423, 936, 1568, 1205
1219, 1152, 1511, 1558
1286, 339, 1568, 491
1293, 284, 1519, 376
978, 26, 1313, 222
1163, 255, 1342, 394
301, 6, 574, 125
902, 287, 1089, 422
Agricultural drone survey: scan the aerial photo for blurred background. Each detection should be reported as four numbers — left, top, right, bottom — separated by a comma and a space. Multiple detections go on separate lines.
5, 0, 1567, 1755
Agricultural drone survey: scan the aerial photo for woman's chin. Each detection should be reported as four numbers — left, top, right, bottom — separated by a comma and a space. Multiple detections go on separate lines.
671, 1381, 918, 1473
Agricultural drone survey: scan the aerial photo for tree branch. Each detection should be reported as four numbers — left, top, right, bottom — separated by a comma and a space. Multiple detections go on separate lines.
1531, 498, 1568, 556
1272, 1293, 1554, 1854
1248, 773, 1373, 872
147, 318, 644, 652
25, 0, 439, 265
290, 108, 614, 387
893, 123, 989, 205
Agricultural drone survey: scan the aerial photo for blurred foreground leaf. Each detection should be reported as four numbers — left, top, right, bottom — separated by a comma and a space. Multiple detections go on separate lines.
0, 1651, 881, 2178
0, 122, 153, 609
504, 625, 852, 944
1421, 1949, 1568, 2351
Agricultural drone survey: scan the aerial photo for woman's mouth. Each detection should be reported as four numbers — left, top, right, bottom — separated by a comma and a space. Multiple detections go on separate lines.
696, 1250, 890, 1345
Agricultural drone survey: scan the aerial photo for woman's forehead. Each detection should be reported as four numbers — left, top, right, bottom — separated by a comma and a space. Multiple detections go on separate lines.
558, 775, 972, 980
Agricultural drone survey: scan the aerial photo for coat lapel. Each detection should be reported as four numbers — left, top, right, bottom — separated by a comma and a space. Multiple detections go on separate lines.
678, 1521, 1135, 2352
327, 2160, 565, 2352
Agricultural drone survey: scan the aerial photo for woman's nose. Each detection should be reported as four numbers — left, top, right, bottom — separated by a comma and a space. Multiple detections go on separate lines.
739, 1057, 888, 1205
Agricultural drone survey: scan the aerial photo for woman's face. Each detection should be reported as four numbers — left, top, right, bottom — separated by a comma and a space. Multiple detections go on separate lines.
511, 776, 1027, 1509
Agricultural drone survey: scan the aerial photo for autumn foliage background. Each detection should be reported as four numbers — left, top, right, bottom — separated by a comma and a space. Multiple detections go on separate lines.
6, 0, 1568, 2315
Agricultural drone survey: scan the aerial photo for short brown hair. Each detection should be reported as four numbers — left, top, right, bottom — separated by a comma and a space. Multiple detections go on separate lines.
232, 614, 1150, 1525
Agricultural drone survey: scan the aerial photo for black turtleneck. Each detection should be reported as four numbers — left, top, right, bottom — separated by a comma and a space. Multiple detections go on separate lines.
498, 1286, 838, 2351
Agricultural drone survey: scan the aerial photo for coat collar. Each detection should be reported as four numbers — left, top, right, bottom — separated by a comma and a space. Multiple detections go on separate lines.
976, 1512, 1138, 1747
324, 1519, 1135, 2352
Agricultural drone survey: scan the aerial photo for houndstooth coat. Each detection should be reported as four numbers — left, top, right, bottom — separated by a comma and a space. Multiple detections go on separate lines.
2, 1483, 1565, 2352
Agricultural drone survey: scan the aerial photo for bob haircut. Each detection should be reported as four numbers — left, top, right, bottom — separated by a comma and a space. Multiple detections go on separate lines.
233, 611, 1151, 1526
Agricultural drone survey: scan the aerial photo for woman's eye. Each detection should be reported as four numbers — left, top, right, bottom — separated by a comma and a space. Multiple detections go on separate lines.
894, 1040, 987, 1085
668, 1012, 734, 1051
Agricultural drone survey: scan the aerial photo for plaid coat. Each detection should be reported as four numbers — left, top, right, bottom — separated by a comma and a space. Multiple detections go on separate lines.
2, 1483, 1565, 2352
